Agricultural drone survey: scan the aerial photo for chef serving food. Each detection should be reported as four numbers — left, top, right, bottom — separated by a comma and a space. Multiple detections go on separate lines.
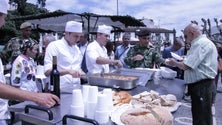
44, 21, 85, 88
85, 24, 123, 74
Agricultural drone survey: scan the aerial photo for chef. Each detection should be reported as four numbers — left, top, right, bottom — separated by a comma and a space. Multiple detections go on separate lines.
44, 21, 85, 89
85, 25, 123, 74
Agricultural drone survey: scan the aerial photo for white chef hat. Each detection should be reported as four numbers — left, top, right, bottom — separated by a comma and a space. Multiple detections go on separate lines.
0, 0, 8, 14
65, 21, 82, 33
97, 25, 112, 35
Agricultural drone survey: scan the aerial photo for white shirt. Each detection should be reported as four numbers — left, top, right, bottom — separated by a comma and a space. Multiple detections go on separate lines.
0, 59, 10, 120
78, 42, 88, 56
85, 40, 109, 74
44, 38, 82, 88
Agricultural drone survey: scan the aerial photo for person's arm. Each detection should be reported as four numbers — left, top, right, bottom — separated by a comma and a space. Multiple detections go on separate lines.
96, 56, 123, 68
165, 58, 191, 70
45, 68, 85, 78
0, 83, 59, 108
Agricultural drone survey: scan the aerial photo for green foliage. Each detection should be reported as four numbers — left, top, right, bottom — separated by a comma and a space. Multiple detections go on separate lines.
0, 1, 49, 45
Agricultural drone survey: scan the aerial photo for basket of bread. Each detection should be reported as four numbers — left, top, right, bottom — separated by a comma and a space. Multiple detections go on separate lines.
111, 90, 181, 125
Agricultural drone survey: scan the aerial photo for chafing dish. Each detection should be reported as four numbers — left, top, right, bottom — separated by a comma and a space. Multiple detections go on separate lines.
113, 68, 156, 86
88, 73, 139, 89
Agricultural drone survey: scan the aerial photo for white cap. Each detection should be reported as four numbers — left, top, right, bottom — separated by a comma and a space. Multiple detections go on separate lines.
0, 0, 8, 14
97, 25, 112, 35
65, 21, 82, 33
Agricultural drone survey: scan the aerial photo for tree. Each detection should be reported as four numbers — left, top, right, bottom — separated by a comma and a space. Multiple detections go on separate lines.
37, 0, 46, 8
9, 0, 27, 15
0, 1, 49, 45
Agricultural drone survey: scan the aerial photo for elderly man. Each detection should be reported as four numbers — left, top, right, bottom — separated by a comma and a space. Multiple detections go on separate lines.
85, 25, 122, 74
166, 23, 217, 125
124, 29, 165, 68
44, 21, 85, 89
0, 1, 59, 124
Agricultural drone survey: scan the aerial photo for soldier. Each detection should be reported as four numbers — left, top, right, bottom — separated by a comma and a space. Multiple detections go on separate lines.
0, 21, 38, 73
0, 1, 59, 124
124, 29, 165, 68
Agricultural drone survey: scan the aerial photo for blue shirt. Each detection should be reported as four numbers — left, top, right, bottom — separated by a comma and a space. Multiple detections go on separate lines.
115, 44, 131, 68
162, 46, 184, 59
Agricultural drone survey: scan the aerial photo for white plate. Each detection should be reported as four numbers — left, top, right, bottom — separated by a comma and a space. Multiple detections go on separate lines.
170, 52, 183, 61
162, 102, 182, 112
110, 104, 131, 125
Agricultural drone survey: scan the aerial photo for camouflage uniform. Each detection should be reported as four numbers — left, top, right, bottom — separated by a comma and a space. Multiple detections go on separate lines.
124, 44, 165, 68
0, 37, 38, 65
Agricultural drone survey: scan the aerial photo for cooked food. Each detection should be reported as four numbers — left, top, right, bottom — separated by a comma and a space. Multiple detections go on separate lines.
120, 107, 173, 125
113, 91, 131, 106
101, 74, 138, 81
160, 94, 177, 106
131, 91, 177, 108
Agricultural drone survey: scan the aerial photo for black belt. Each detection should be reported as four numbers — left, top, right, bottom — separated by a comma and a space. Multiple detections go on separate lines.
188, 78, 214, 88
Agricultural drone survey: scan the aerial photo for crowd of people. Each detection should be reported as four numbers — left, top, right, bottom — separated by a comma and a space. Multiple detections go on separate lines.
0, 0, 221, 125
0, 1, 59, 124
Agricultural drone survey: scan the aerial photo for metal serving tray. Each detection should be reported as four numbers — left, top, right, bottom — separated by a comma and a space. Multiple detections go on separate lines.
113, 68, 156, 86
88, 73, 139, 90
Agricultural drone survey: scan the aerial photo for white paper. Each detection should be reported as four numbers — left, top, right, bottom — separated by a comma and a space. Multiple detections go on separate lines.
170, 52, 183, 61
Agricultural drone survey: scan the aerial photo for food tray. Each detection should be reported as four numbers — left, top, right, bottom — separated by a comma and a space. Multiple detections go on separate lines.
88, 73, 139, 90
113, 68, 155, 86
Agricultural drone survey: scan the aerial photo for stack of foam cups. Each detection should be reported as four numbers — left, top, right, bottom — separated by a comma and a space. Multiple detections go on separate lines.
82, 85, 90, 117
86, 86, 98, 119
94, 93, 109, 124
103, 88, 113, 114
70, 89, 84, 117
154, 69, 161, 85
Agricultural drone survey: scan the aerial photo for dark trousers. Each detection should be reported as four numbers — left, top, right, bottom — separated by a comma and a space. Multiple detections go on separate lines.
188, 79, 216, 125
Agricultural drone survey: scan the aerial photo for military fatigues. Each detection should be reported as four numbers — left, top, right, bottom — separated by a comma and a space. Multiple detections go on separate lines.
124, 44, 165, 68
0, 37, 38, 65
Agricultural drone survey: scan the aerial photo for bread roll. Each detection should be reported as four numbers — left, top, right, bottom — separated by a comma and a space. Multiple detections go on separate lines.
120, 107, 173, 125
113, 91, 131, 106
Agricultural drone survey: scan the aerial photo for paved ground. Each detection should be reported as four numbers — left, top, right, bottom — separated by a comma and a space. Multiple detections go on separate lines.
173, 80, 222, 125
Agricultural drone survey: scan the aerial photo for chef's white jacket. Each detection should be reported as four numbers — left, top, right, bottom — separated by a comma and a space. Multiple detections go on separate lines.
0, 59, 10, 120
44, 38, 82, 88
85, 40, 109, 74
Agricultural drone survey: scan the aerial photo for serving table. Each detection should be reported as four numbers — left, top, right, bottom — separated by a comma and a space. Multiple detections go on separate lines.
9, 78, 186, 125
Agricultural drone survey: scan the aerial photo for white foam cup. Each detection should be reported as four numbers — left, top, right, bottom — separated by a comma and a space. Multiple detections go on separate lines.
71, 89, 84, 106
96, 93, 108, 111
103, 88, 113, 110
70, 105, 84, 117
86, 101, 97, 119
82, 85, 90, 102
87, 86, 98, 103
94, 110, 109, 124
82, 85, 90, 116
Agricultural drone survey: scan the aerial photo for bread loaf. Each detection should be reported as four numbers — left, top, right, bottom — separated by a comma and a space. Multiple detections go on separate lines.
113, 91, 131, 106
120, 107, 173, 125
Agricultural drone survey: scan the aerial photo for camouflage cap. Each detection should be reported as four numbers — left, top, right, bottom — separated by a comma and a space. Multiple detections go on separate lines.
20, 22, 32, 29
